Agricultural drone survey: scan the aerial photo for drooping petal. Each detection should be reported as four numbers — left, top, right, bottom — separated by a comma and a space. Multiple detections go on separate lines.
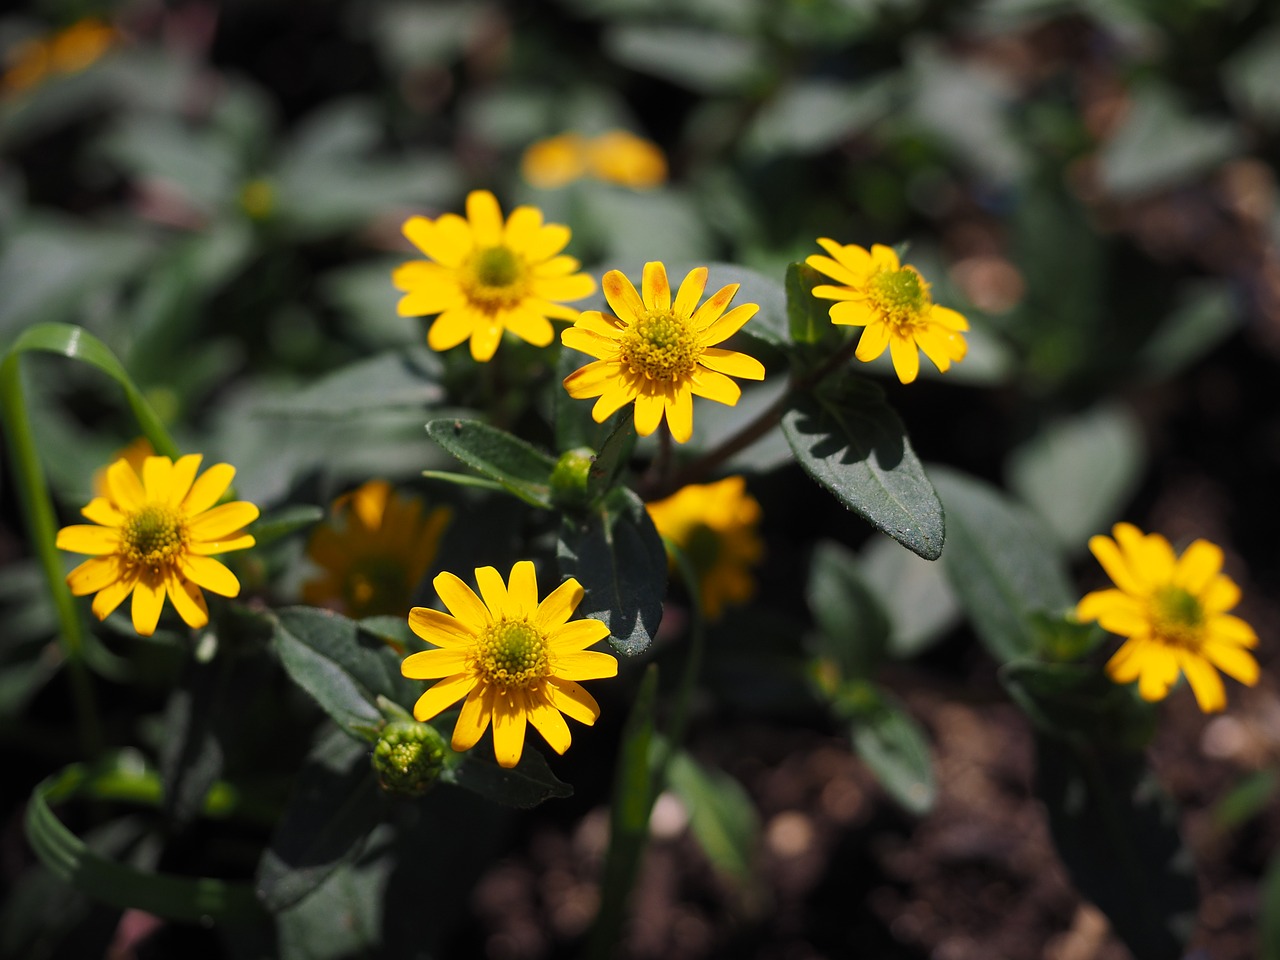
545, 678, 600, 725
505, 561, 539, 619
528, 692, 572, 755
1203, 639, 1259, 686
165, 568, 209, 629
1105, 637, 1148, 683
56, 524, 119, 555
888, 335, 920, 384
91, 571, 137, 621
427, 308, 477, 353
67, 556, 122, 595
1135, 644, 1180, 702
106, 458, 146, 511
554, 650, 619, 681
698, 348, 765, 380
402, 647, 472, 679
665, 384, 694, 443
502, 308, 555, 348
673, 267, 708, 318
408, 606, 476, 647
633, 390, 666, 437
534, 577, 585, 632
179, 555, 241, 597
469, 319, 505, 362
434, 571, 492, 630
854, 322, 890, 362
689, 368, 742, 406
183, 463, 236, 515
413, 672, 478, 722
642, 261, 671, 312
1177, 651, 1226, 713
189, 501, 259, 541
451, 682, 494, 749
591, 383, 639, 423
929, 305, 970, 331
491, 690, 529, 768
915, 325, 963, 373
131, 575, 166, 637
474, 565, 509, 617
547, 617, 610, 652
602, 270, 645, 323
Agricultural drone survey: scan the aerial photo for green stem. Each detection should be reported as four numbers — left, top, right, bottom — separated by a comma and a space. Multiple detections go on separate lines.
0, 353, 102, 757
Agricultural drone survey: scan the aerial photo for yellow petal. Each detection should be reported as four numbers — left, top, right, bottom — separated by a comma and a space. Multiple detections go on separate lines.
474, 566, 509, 617
545, 678, 600, 725
413, 672, 477, 722
930, 305, 970, 331
1105, 636, 1148, 683
1203, 639, 1259, 686
503, 204, 543, 249
633, 390, 666, 437
427, 308, 476, 352
392, 257, 453, 293
166, 568, 208, 629
1087, 533, 1147, 598
854, 322, 890, 362
106, 458, 146, 511
180, 555, 241, 597
67, 556, 122, 596
408, 607, 476, 648
810, 284, 864, 302
804, 253, 861, 287
831, 300, 879, 327
869, 244, 900, 271
1136, 644, 1179, 702
534, 577, 585, 632
689, 368, 742, 406
1172, 539, 1223, 594
665, 385, 694, 443
602, 270, 645, 323
1207, 613, 1257, 647
547, 618, 610, 652
189, 501, 259, 540
562, 327, 619, 360
434, 571, 492, 630
397, 282, 460, 318
131, 574, 166, 636
466, 190, 505, 245
451, 682, 494, 750
1200, 575, 1241, 614
505, 561, 539, 619
189, 534, 255, 555
402, 648, 471, 679
915, 325, 964, 373
673, 267, 708, 318
141, 456, 173, 501
56, 524, 119, 555
1177, 650, 1226, 713
168, 454, 203, 506
592, 383, 638, 423
698, 348, 764, 380
183, 463, 236, 515
81, 496, 124, 526
522, 223, 572, 263
528, 691, 572, 755
502, 308, 555, 348
889, 335, 920, 384
554, 650, 618, 681
91, 571, 136, 621
492, 689, 530, 767
690, 283, 739, 330
700, 303, 758, 345
469, 319, 504, 362
1076, 589, 1142, 629
642, 261, 671, 312
563, 358, 622, 398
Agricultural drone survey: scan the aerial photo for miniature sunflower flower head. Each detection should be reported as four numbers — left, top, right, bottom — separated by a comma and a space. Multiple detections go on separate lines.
303, 480, 452, 620
392, 189, 596, 362
561, 262, 766, 443
806, 240, 968, 384
402, 561, 617, 768
1076, 523, 1259, 712
57, 455, 258, 637
646, 476, 764, 620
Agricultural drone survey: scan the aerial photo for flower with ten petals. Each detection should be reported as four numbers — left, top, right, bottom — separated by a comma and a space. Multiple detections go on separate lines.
303, 480, 452, 620
806, 240, 968, 384
402, 561, 617, 768
393, 189, 596, 362
561, 262, 766, 443
646, 476, 763, 620
57, 455, 258, 636
1076, 523, 1259, 712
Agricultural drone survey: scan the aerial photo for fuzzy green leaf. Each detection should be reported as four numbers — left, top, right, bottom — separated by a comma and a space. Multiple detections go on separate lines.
834, 681, 936, 815
806, 540, 891, 678
426, 418, 557, 509
666, 749, 760, 883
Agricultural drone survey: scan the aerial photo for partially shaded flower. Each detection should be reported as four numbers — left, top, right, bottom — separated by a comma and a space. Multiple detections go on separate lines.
392, 189, 596, 361
2, 18, 117, 97
1076, 523, 1259, 712
92, 436, 155, 498
806, 240, 968, 384
646, 476, 763, 620
561, 262, 765, 443
304, 480, 452, 620
57, 455, 258, 636
402, 561, 617, 768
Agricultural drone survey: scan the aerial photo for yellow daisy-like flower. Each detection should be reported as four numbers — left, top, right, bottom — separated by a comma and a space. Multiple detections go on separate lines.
806, 240, 969, 385
402, 561, 617, 768
56, 455, 259, 637
561, 262, 766, 443
303, 480, 452, 620
1076, 523, 1259, 712
586, 130, 667, 189
392, 189, 596, 362
2, 18, 117, 97
521, 133, 590, 189
92, 436, 155, 498
646, 476, 763, 620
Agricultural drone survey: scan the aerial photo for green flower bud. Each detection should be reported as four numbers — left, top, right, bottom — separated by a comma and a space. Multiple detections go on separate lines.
550, 447, 596, 509
371, 720, 447, 797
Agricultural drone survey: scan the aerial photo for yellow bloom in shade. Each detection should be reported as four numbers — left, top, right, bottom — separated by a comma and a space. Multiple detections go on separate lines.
586, 130, 667, 189
561, 262, 766, 443
2, 18, 117, 96
92, 436, 155, 498
402, 561, 617, 768
56, 455, 259, 637
1076, 523, 1259, 712
806, 240, 969, 385
521, 133, 590, 189
303, 480, 452, 620
646, 476, 763, 620
392, 189, 596, 362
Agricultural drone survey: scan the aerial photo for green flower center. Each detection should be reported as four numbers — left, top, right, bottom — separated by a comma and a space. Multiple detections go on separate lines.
463, 245, 527, 312
344, 555, 411, 619
122, 504, 188, 567
867, 267, 929, 329
477, 618, 550, 689
1150, 585, 1205, 648
621, 311, 702, 382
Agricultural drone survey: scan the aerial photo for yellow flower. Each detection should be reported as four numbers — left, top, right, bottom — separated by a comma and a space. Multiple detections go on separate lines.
1076, 523, 1259, 712
392, 189, 596, 362
561, 262, 766, 443
521, 133, 590, 189
646, 476, 763, 620
806, 240, 969, 384
402, 561, 617, 768
92, 436, 155, 498
56, 455, 258, 637
303, 480, 452, 620
586, 130, 667, 189
2, 18, 116, 96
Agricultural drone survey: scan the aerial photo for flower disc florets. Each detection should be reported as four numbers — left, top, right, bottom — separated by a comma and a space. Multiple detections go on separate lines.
463, 246, 528, 312
478, 619, 550, 689
867, 267, 929, 329
123, 505, 188, 567
372, 720, 447, 797
621, 311, 701, 382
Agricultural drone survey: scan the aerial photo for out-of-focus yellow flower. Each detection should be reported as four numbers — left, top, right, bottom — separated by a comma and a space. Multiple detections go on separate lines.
520, 130, 667, 190
561, 262, 765, 443
521, 133, 590, 189
57, 455, 258, 636
402, 561, 617, 768
239, 179, 275, 221
646, 476, 763, 620
392, 189, 596, 362
2, 18, 117, 97
304, 480, 451, 620
92, 437, 155, 498
806, 241, 968, 385
1076, 523, 1259, 712
586, 130, 667, 189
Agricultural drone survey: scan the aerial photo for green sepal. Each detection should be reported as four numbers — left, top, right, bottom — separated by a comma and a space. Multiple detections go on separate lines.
425, 418, 557, 509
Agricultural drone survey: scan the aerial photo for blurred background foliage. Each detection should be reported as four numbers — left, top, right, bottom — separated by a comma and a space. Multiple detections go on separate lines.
2, 0, 1279, 957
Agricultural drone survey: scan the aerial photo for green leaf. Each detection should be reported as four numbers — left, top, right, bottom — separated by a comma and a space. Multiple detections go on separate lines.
1035, 736, 1197, 959
586, 418, 636, 504
834, 681, 936, 815
250, 504, 324, 547
158, 645, 231, 827
440, 747, 574, 808
1263, 846, 1280, 959
1211, 769, 1277, 832
1000, 659, 1156, 750
24, 756, 262, 922
806, 540, 891, 679
264, 348, 445, 417
270, 607, 406, 740
256, 727, 384, 912
782, 377, 944, 560
603, 25, 766, 94
745, 78, 894, 159
784, 261, 834, 346
425, 418, 557, 509
1223, 22, 1280, 126
931, 468, 1074, 663
276, 835, 391, 960
704, 262, 789, 351
1137, 280, 1240, 381
557, 487, 667, 656
859, 535, 961, 659
666, 749, 759, 883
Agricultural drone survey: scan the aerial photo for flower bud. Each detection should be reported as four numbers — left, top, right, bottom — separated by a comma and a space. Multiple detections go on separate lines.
550, 447, 596, 509
371, 720, 447, 797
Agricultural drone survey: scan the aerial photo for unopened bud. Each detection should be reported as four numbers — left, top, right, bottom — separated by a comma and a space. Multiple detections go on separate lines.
371, 720, 446, 797
550, 447, 596, 509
